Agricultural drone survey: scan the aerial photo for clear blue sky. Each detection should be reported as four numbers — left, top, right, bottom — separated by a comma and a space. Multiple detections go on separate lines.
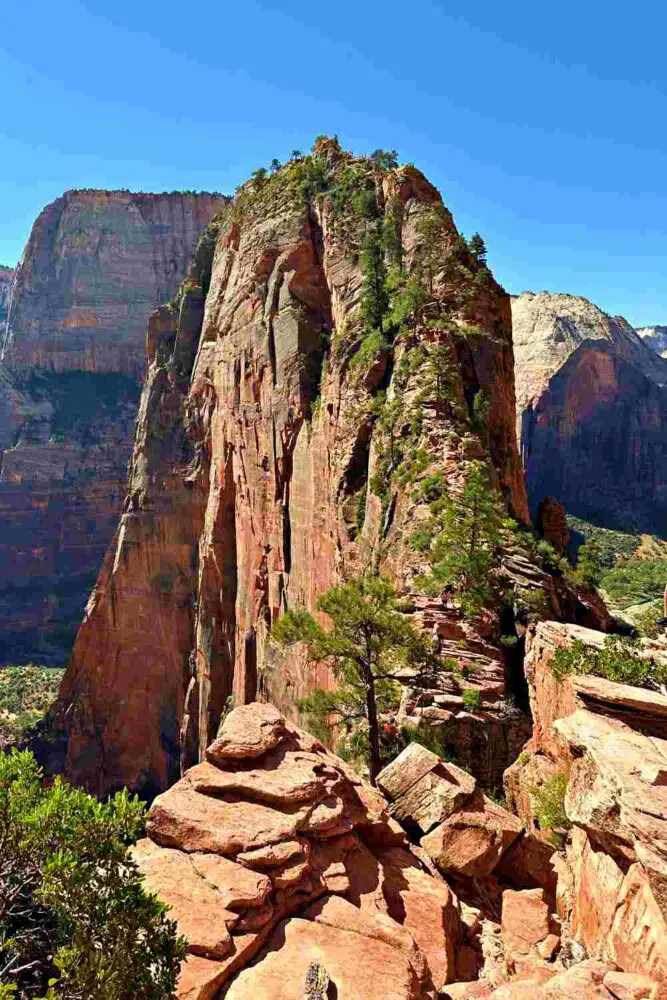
1, 0, 666, 326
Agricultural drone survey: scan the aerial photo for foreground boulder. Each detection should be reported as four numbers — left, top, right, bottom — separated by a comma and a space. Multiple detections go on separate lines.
135, 702, 464, 998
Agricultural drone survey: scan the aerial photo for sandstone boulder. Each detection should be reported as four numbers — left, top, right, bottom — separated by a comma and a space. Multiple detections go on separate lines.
378, 742, 477, 833
421, 790, 523, 878
136, 703, 464, 998
501, 888, 552, 964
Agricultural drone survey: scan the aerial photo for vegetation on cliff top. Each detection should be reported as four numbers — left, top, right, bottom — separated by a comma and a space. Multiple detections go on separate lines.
550, 633, 667, 691
0, 750, 186, 999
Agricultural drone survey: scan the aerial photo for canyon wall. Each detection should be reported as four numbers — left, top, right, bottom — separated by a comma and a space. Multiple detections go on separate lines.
513, 291, 667, 535
0, 190, 227, 664
56, 142, 530, 797
0, 265, 13, 326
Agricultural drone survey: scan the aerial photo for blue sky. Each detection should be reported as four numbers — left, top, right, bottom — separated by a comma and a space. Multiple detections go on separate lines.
1, 0, 666, 326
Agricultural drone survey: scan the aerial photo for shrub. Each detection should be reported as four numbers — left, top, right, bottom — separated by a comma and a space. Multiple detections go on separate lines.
600, 557, 667, 608
550, 634, 667, 690
0, 750, 186, 997
0, 665, 64, 743
462, 688, 482, 711
532, 772, 570, 844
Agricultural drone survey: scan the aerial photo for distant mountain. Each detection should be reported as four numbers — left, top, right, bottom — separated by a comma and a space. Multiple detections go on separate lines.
512, 291, 667, 535
637, 324, 667, 358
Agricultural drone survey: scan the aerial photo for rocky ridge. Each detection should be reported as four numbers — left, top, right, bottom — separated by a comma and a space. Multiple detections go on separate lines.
56, 141, 532, 797
512, 291, 667, 534
0, 190, 226, 663
136, 688, 667, 998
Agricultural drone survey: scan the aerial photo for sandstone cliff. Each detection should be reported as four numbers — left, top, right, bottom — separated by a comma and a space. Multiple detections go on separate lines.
0, 265, 13, 326
512, 291, 667, 534
56, 141, 530, 797
0, 191, 227, 664
504, 622, 667, 986
2, 189, 227, 378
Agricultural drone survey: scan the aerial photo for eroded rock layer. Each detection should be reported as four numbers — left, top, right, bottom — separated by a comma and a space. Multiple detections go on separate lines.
0, 191, 227, 663
512, 291, 667, 534
57, 143, 529, 796
504, 621, 667, 985
135, 701, 463, 999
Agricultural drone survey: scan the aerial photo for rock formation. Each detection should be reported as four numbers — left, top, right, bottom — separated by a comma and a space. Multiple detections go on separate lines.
0, 190, 227, 663
0, 266, 13, 326
504, 621, 667, 986
56, 141, 531, 797
136, 697, 667, 998
512, 291, 667, 534
637, 325, 667, 359
134, 701, 464, 999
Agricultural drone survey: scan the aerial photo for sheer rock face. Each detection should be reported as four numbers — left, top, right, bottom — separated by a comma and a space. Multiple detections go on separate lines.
2, 190, 227, 378
0, 265, 13, 326
504, 622, 667, 985
133, 702, 463, 999
512, 291, 667, 534
0, 191, 226, 664
56, 153, 529, 797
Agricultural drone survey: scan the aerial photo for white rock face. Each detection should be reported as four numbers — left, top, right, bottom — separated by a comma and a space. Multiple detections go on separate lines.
637, 324, 667, 358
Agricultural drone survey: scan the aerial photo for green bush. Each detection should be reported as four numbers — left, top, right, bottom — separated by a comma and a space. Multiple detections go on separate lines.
550, 635, 667, 690
462, 688, 482, 711
0, 750, 186, 998
532, 772, 570, 844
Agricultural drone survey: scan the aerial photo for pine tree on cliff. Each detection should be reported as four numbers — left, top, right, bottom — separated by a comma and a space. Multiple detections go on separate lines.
468, 232, 487, 265
272, 576, 439, 784
419, 461, 508, 615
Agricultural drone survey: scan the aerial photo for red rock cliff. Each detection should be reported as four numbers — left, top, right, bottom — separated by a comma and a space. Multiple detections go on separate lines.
57, 144, 529, 797
0, 191, 227, 664
513, 290, 667, 534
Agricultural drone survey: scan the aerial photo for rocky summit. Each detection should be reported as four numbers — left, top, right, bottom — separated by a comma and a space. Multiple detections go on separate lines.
55, 140, 530, 797
513, 290, 667, 534
0, 189, 226, 663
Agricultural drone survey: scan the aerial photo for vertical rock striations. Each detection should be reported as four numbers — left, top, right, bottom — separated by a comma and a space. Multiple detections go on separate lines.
0, 265, 14, 326
0, 191, 227, 664
56, 142, 529, 797
513, 291, 667, 534
637, 324, 667, 358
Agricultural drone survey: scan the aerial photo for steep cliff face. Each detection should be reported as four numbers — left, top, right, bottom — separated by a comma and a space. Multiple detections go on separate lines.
513, 291, 667, 534
638, 324, 667, 358
57, 142, 529, 797
0, 265, 13, 326
0, 191, 227, 664
2, 190, 227, 378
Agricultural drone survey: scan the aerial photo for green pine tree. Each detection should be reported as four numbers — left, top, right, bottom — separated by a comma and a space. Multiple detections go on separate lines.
468, 233, 487, 265
420, 461, 507, 615
272, 576, 439, 783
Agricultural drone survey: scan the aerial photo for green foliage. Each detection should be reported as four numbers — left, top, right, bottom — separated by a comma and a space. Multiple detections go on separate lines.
531, 772, 569, 844
517, 750, 531, 765
360, 221, 389, 334
565, 516, 642, 567
0, 750, 186, 998
468, 233, 487, 265
416, 461, 507, 616
550, 635, 667, 690
369, 149, 399, 170
354, 486, 368, 533
569, 540, 603, 589
470, 390, 490, 435
274, 576, 440, 782
0, 666, 64, 743
410, 524, 436, 553
462, 688, 482, 711
499, 634, 519, 648
600, 558, 667, 608
631, 599, 663, 639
